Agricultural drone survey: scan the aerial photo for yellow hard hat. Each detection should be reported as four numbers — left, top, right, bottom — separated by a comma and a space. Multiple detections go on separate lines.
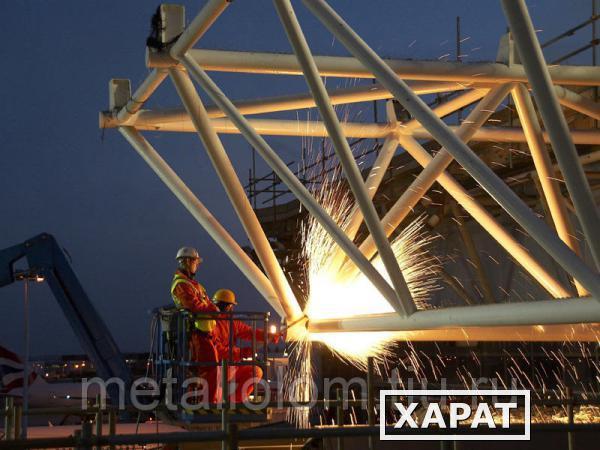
213, 289, 237, 305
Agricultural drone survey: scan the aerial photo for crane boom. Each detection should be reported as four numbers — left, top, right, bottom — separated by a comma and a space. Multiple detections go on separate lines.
0, 233, 132, 401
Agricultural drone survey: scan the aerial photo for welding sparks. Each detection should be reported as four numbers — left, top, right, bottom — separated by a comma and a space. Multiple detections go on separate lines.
299, 181, 440, 368
282, 173, 440, 427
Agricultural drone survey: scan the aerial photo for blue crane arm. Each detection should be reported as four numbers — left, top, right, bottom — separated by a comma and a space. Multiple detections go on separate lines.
0, 233, 132, 394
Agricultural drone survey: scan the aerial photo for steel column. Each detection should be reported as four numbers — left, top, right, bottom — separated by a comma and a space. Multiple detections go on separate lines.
118, 126, 285, 316
274, 0, 415, 316
169, 68, 303, 322
179, 54, 403, 312
512, 83, 586, 295
303, 0, 600, 299
502, 0, 600, 270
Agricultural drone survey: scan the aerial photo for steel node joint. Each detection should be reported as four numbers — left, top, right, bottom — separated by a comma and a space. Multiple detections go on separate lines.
285, 314, 309, 341
145, 46, 178, 69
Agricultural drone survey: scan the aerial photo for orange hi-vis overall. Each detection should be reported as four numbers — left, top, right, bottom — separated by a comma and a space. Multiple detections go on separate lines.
171, 270, 220, 404
214, 318, 266, 403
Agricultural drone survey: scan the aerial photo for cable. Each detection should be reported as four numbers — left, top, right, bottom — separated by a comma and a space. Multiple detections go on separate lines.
135, 314, 159, 435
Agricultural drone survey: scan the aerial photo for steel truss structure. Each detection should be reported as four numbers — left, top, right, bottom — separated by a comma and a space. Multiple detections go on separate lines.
100, 0, 600, 341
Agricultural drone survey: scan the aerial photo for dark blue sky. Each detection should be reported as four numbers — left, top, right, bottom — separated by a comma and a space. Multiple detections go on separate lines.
0, 0, 593, 356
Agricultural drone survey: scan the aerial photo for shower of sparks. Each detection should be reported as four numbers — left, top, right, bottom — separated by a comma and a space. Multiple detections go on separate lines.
283, 330, 314, 428
300, 176, 440, 368
283, 140, 440, 426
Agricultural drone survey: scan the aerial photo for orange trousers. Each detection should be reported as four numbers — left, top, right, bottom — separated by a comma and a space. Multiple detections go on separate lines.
188, 331, 219, 405
189, 331, 264, 405
226, 365, 264, 403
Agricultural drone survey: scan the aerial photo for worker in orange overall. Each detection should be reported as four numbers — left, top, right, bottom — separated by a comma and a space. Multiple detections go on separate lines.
170, 247, 220, 405
212, 289, 280, 403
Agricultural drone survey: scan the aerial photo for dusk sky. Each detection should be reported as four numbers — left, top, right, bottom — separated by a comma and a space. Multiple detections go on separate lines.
0, 0, 593, 356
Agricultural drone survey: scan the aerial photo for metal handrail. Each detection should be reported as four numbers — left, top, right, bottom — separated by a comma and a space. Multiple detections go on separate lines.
3, 423, 600, 449
151, 307, 272, 415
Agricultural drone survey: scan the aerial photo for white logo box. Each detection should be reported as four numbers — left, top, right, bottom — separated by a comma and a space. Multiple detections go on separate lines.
379, 389, 530, 441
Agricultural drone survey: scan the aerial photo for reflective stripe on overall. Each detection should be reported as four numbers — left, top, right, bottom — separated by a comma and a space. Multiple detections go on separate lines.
170, 273, 216, 333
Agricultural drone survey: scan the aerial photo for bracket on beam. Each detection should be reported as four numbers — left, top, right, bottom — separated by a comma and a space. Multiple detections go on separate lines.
109, 79, 131, 112
496, 33, 519, 66
159, 4, 185, 45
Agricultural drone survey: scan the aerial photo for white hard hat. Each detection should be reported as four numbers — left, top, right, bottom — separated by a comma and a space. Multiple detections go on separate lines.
176, 247, 202, 261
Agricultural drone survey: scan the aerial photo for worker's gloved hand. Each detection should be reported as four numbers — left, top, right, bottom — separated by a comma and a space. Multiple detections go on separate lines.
240, 347, 254, 359
270, 332, 282, 344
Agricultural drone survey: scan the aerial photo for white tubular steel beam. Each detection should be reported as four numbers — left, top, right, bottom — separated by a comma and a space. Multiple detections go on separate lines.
274, 0, 414, 316
394, 133, 572, 298
502, 0, 600, 271
411, 126, 600, 145
360, 324, 600, 342
115, 69, 168, 124
304, 0, 600, 299
328, 132, 399, 272
333, 89, 487, 271
118, 126, 285, 317
101, 80, 463, 127
401, 88, 490, 133
169, 68, 303, 322
111, 116, 600, 145
344, 137, 398, 239
512, 83, 586, 296
554, 85, 600, 121
147, 48, 600, 86
169, 0, 230, 58
179, 54, 404, 311
308, 297, 600, 333
357, 84, 513, 262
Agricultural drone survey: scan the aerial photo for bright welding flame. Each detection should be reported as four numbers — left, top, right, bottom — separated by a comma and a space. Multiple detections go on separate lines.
283, 115, 439, 427
301, 186, 440, 367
